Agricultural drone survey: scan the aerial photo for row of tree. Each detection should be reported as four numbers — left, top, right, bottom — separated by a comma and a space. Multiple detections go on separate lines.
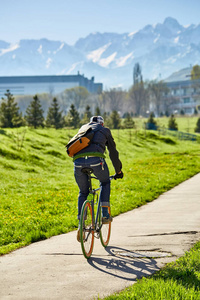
14, 80, 200, 121
147, 112, 179, 131
0, 90, 71, 129
0, 90, 125, 129
147, 112, 200, 133
1, 90, 200, 133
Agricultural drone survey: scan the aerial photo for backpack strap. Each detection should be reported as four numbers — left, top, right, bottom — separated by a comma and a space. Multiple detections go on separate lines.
73, 152, 105, 162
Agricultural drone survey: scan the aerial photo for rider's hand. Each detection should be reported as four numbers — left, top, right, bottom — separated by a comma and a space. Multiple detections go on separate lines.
114, 171, 124, 180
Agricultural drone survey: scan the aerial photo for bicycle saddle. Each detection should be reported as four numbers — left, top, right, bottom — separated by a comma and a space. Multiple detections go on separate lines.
81, 167, 93, 175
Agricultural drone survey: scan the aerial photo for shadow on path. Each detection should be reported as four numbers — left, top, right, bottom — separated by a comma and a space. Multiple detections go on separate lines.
87, 246, 160, 281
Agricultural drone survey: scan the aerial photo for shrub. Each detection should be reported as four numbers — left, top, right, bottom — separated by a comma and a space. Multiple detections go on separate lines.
124, 112, 135, 129
107, 110, 121, 129
0, 90, 24, 128
25, 95, 44, 128
194, 117, 200, 133
168, 114, 178, 131
146, 112, 157, 130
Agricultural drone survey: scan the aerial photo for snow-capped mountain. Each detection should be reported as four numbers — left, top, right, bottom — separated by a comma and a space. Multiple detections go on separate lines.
0, 17, 200, 89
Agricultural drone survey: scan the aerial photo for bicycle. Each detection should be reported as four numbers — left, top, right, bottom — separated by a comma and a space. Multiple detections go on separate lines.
79, 167, 114, 259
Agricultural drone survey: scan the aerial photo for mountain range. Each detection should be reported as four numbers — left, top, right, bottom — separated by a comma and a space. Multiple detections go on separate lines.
0, 17, 200, 89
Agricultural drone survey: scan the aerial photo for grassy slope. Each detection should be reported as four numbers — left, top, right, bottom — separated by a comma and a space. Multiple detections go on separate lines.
0, 126, 200, 255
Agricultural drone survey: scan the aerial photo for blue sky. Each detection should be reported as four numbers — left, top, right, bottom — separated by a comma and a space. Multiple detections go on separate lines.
1, 0, 200, 45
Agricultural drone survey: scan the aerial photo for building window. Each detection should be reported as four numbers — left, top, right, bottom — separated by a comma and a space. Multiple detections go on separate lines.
185, 107, 192, 113
183, 98, 190, 104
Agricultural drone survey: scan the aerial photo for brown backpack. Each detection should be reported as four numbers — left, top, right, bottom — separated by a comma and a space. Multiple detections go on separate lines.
66, 126, 95, 157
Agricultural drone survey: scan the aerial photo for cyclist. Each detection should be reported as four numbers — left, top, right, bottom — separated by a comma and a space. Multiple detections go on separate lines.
73, 116, 123, 242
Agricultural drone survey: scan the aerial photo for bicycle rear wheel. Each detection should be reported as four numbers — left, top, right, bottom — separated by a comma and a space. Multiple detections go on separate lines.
100, 207, 111, 247
80, 200, 94, 259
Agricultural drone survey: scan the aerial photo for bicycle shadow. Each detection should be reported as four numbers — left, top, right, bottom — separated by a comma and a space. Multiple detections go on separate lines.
87, 246, 160, 281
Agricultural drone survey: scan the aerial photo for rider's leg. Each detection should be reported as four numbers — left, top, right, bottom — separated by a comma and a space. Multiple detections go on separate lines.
99, 181, 110, 218
74, 159, 90, 220
92, 158, 111, 218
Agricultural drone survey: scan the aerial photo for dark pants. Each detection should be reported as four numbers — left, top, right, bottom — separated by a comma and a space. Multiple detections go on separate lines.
74, 157, 110, 219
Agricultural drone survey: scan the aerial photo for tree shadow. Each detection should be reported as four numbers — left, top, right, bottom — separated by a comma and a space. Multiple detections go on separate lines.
0, 129, 6, 135
87, 246, 160, 281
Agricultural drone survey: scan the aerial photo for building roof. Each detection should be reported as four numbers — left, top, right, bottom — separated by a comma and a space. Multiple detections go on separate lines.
164, 67, 192, 83
0, 74, 84, 84
0, 74, 103, 95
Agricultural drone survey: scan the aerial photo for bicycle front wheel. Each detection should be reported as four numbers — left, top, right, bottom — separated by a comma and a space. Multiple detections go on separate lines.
100, 207, 111, 247
80, 200, 94, 259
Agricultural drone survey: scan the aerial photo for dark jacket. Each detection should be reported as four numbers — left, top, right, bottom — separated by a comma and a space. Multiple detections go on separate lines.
76, 122, 122, 173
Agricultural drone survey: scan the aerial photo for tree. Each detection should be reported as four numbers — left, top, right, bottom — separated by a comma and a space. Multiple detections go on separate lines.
66, 104, 80, 128
103, 112, 108, 124
194, 118, 200, 133
129, 82, 149, 116
168, 114, 178, 131
95, 106, 101, 116
81, 105, 92, 124
46, 97, 64, 129
107, 110, 121, 129
149, 81, 169, 116
63, 86, 89, 109
146, 112, 157, 130
190, 66, 200, 105
98, 92, 108, 113
25, 95, 44, 128
103, 88, 125, 112
147, 112, 157, 124
0, 90, 24, 128
123, 112, 135, 129
191, 65, 200, 80
194, 108, 198, 115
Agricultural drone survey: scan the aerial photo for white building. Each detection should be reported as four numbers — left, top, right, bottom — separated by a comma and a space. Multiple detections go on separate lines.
164, 67, 200, 115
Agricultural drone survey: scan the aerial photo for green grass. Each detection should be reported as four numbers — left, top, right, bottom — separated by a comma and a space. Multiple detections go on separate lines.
102, 241, 200, 300
133, 115, 199, 133
157, 116, 199, 133
0, 126, 200, 255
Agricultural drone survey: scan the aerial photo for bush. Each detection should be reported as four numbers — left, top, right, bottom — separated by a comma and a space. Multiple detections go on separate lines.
168, 114, 178, 131
106, 111, 121, 129
25, 95, 44, 128
194, 117, 200, 133
123, 112, 135, 129
146, 112, 157, 130
46, 97, 65, 129
0, 90, 24, 128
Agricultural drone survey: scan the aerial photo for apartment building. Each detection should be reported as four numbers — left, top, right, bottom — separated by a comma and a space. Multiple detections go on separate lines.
164, 68, 200, 115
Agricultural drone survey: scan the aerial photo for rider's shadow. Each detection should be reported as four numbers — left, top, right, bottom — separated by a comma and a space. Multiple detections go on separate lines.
87, 246, 160, 281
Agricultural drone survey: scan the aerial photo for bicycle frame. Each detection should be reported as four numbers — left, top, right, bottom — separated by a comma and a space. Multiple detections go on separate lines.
79, 168, 114, 258
88, 174, 113, 235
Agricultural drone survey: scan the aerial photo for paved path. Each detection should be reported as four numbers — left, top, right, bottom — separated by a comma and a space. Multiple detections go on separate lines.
1, 173, 200, 300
